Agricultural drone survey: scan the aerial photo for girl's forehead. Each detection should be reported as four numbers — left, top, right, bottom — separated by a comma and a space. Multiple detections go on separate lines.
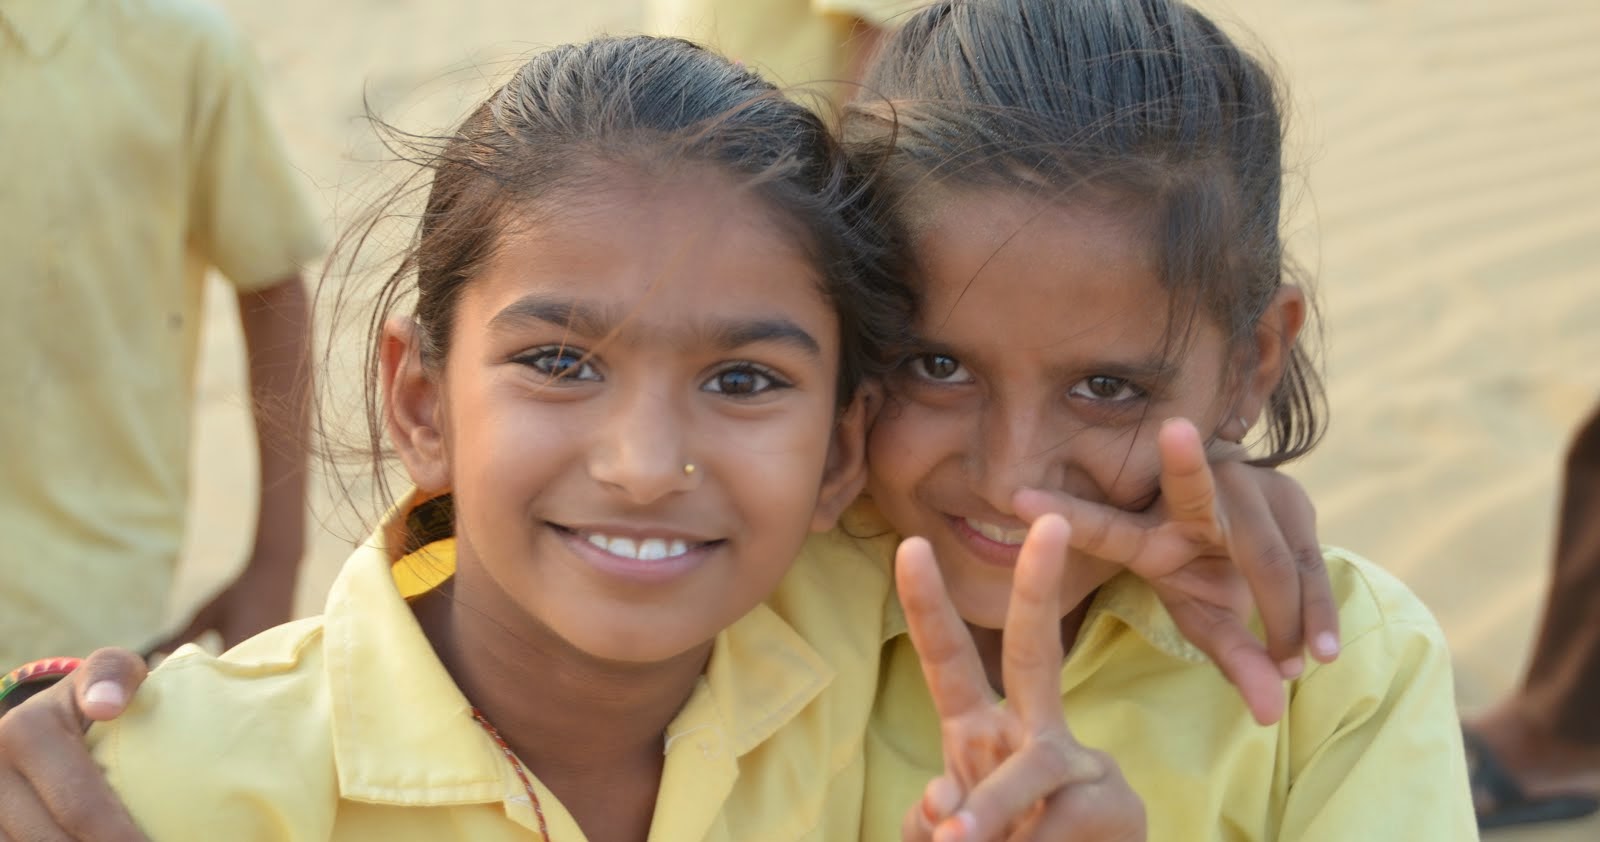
509, 172, 813, 263
918, 189, 1155, 275
457, 184, 839, 342
904, 188, 1222, 368
916, 191, 1160, 309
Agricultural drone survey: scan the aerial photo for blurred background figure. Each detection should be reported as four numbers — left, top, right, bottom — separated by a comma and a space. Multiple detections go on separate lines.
0, 0, 322, 666
1464, 403, 1600, 829
646, 0, 921, 104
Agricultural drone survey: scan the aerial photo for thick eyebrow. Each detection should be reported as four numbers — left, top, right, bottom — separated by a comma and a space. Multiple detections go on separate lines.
487, 292, 820, 357
1077, 356, 1177, 383
706, 317, 821, 357
488, 294, 610, 338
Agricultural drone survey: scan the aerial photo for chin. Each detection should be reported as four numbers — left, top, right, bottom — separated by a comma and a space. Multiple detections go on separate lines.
564, 624, 709, 665
946, 577, 1017, 631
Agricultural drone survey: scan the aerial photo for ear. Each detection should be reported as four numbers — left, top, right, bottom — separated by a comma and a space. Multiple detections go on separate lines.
1232, 285, 1307, 429
381, 316, 451, 493
810, 381, 879, 532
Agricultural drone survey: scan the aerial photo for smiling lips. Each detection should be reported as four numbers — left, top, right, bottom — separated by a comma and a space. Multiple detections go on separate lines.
549, 523, 721, 585
962, 517, 1027, 546
582, 533, 693, 560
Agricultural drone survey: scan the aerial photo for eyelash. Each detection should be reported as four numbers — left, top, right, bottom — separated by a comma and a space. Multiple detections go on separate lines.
1068, 375, 1148, 403
514, 345, 599, 382
908, 352, 1149, 406
511, 348, 792, 397
701, 363, 791, 397
908, 353, 973, 384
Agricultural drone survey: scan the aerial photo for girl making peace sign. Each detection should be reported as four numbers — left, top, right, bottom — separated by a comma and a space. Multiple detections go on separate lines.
848, 0, 1475, 839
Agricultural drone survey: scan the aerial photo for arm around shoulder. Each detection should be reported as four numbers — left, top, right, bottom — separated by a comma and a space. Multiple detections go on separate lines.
87, 651, 338, 841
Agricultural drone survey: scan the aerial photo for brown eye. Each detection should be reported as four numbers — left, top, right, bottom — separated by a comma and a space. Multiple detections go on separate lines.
914, 353, 969, 382
1069, 375, 1143, 402
703, 364, 786, 397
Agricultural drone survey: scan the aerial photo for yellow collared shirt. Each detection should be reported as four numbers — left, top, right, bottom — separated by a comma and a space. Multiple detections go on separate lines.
646, 0, 925, 99
860, 528, 1478, 840
89, 500, 888, 840
0, 0, 323, 664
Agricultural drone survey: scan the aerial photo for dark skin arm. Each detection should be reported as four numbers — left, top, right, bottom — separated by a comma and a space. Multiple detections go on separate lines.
153, 275, 312, 653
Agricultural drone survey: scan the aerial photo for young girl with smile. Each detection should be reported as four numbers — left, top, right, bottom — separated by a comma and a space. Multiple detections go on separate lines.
65, 35, 914, 841
844, 1, 1478, 839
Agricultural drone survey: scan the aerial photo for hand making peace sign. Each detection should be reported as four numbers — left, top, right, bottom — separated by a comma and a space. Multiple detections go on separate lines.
896, 515, 1146, 842
1013, 418, 1339, 725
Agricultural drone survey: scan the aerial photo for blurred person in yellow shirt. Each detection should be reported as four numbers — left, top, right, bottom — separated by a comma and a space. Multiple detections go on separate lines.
0, 0, 323, 666
647, 0, 924, 104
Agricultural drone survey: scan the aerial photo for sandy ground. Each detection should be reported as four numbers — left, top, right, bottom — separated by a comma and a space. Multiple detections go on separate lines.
171, 0, 1600, 837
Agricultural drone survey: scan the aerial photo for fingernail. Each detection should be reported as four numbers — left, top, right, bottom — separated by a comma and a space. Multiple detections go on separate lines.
1313, 632, 1340, 659
938, 811, 977, 842
927, 776, 962, 816
1278, 656, 1304, 679
85, 681, 126, 709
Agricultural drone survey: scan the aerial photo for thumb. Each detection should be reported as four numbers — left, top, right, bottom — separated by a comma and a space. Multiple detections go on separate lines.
71, 647, 149, 725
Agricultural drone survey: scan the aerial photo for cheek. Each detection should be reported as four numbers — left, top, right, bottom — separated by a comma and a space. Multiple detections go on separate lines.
447, 381, 580, 490
866, 399, 950, 496
1071, 424, 1166, 508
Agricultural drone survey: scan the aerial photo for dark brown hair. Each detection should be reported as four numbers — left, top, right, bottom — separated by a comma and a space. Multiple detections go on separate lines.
324, 36, 914, 513
846, 0, 1324, 464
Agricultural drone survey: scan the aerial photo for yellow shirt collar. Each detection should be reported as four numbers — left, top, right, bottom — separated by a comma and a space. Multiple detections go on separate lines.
323, 493, 836, 807
0, 0, 90, 57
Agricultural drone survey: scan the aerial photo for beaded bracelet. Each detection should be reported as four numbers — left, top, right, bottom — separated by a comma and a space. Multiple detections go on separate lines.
0, 657, 83, 712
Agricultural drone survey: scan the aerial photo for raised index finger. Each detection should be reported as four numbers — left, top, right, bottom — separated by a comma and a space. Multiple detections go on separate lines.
1002, 514, 1071, 730
895, 537, 994, 721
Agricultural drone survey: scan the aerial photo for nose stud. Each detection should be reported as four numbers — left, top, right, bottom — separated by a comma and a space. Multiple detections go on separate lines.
683, 463, 696, 476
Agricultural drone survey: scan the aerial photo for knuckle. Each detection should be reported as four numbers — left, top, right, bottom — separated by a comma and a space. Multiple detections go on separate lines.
85, 646, 140, 674
1003, 639, 1053, 674
1127, 527, 1154, 566
1199, 602, 1237, 634
0, 706, 43, 751
1083, 514, 1116, 554
1030, 733, 1100, 785
1253, 544, 1297, 581
1292, 545, 1326, 575
1033, 746, 1077, 787
53, 799, 105, 837
1172, 484, 1216, 521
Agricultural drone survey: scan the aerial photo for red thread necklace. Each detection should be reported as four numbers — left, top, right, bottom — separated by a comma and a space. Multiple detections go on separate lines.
471, 706, 553, 839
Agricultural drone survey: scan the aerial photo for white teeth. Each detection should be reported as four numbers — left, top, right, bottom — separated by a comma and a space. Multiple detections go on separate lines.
965, 518, 1028, 546
582, 533, 696, 560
